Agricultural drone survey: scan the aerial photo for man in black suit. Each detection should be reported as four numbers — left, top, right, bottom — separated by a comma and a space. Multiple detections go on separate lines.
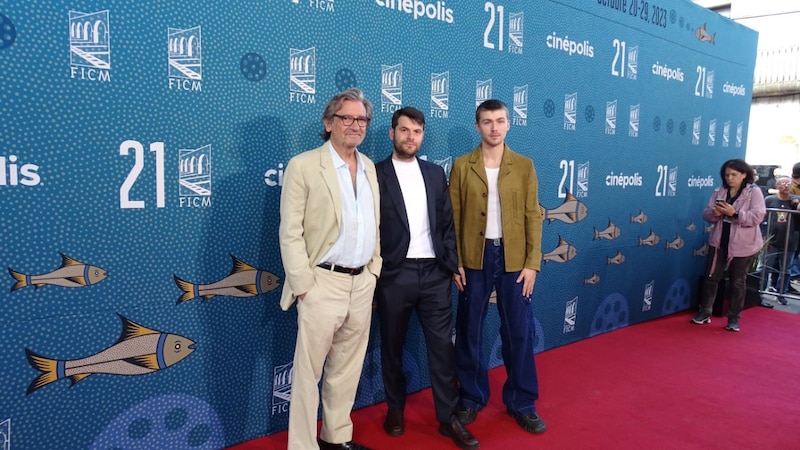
376, 107, 479, 450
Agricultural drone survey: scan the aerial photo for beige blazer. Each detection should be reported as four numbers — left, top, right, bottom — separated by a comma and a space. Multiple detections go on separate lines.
278, 142, 382, 310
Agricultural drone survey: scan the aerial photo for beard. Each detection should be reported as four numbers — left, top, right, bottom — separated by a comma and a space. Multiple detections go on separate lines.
393, 140, 420, 160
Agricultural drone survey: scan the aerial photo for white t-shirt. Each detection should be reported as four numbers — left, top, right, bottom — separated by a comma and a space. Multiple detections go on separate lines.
393, 158, 435, 258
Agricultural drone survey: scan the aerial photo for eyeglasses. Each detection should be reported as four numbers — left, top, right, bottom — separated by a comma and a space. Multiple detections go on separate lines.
333, 114, 370, 127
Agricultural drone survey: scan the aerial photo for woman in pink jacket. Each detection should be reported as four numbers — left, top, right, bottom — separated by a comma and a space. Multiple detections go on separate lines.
692, 159, 766, 332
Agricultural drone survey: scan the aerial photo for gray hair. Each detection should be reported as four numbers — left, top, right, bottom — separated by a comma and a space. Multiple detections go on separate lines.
320, 88, 373, 141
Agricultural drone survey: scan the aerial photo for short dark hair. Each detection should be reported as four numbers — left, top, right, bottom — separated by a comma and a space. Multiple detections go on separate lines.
391, 106, 425, 129
475, 99, 509, 123
720, 159, 755, 187
320, 88, 373, 141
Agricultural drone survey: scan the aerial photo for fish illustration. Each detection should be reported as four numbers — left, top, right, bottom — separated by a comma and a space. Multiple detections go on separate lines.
665, 235, 685, 250
543, 237, 578, 263
704, 224, 714, 233
693, 243, 709, 256
630, 210, 647, 224
593, 220, 621, 240
8, 253, 107, 291
174, 254, 280, 304
685, 222, 697, 232
638, 230, 660, 246
25, 314, 195, 394
607, 251, 625, 265
694, 23, 715, 44
541, 192, 589, 224
584, 273, 600, 285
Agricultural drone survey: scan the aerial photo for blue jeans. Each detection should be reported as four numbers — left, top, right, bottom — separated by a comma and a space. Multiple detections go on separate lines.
455, 240, 539, 415
763, 246, 792, 294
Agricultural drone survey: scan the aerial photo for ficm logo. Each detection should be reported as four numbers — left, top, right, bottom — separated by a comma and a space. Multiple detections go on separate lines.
1, 154, 41, 186
546, 32, 594, 57
687, 175, 714, 188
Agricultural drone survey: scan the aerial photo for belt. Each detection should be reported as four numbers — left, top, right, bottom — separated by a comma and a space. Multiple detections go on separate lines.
318, 262, 364, 275
486, 238, 503, 246
406, 257, 436, 263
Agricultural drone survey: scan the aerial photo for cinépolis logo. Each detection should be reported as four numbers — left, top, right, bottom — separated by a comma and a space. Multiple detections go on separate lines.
1, 154, 41, 187
374, 0, 454, 24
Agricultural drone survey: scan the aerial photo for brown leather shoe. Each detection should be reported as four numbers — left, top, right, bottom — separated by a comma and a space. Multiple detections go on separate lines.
383, 408, 404, 436
438, 417, 479, 450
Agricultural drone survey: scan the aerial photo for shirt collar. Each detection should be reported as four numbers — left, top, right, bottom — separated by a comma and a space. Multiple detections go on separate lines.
327, 142, 363, 172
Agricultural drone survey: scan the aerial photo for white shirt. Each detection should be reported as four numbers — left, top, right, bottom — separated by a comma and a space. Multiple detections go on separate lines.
392, 158, 435, 258
319, 143, 376, 268
485, 167, 503, 239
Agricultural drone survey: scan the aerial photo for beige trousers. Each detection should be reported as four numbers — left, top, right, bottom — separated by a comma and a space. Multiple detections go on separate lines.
287, 266, 376, 450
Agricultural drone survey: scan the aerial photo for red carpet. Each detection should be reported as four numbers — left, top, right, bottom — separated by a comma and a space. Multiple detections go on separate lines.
231, 308, 800, 449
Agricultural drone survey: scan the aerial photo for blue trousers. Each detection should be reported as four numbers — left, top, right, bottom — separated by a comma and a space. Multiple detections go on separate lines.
455, 240, 540, 415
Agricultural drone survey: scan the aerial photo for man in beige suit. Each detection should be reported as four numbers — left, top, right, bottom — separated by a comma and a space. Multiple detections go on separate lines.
279, 88, 381, 450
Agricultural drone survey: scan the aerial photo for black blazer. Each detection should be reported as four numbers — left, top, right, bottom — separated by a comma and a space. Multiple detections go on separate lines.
376, 156, 458, 280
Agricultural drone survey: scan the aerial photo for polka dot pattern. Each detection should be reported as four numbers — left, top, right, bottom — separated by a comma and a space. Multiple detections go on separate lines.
0, 1, 758, 447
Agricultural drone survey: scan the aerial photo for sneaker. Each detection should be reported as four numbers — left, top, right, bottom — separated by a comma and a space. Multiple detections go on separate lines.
725, 319, 740, 332
778, 296, 789, 305
790, 279, 800, 293
691, 312, 711, 324
766, 286, 778, 294
509, 411, 547, 434
455, 407, 477, 425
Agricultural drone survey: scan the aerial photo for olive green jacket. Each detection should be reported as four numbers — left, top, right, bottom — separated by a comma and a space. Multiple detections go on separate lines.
449, 145, 543, 272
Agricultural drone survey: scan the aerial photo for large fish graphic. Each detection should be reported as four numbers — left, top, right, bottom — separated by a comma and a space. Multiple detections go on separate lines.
8, 253, 107, 291
607, 251, 625, 265
593, 220, 621, 240
665, 235, 685, 250
25, 314, 195, 394
630, 210, 647, 224
638, 230, 660, 246
694, 23, 715, 44
543, 237, 578, 263
541, 192, 588, 224
174, 255, 280, 304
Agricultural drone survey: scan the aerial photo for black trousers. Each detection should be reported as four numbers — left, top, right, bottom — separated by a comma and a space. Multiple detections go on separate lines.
700, 246, 755, 320
376, 259, 458, 423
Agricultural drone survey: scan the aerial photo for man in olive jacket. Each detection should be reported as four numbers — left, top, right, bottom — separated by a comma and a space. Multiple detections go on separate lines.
449, 99, 546, 434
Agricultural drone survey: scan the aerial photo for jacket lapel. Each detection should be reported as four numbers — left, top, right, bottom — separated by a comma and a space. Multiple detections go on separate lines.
382, 158, 411, 233
467, 146, 488, 187
318, 144, 342, 226
420, 161, 437, 230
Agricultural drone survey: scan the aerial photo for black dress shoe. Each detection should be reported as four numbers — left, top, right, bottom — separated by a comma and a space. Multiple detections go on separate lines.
510, 411, 547, 434
438, 417, 479, 450
383, 408, 404, 436
318, 439, 371, 450
455, 406, 477, 425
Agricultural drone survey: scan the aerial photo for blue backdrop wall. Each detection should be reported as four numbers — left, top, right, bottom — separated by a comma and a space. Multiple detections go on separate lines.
0, 1, 757, 448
